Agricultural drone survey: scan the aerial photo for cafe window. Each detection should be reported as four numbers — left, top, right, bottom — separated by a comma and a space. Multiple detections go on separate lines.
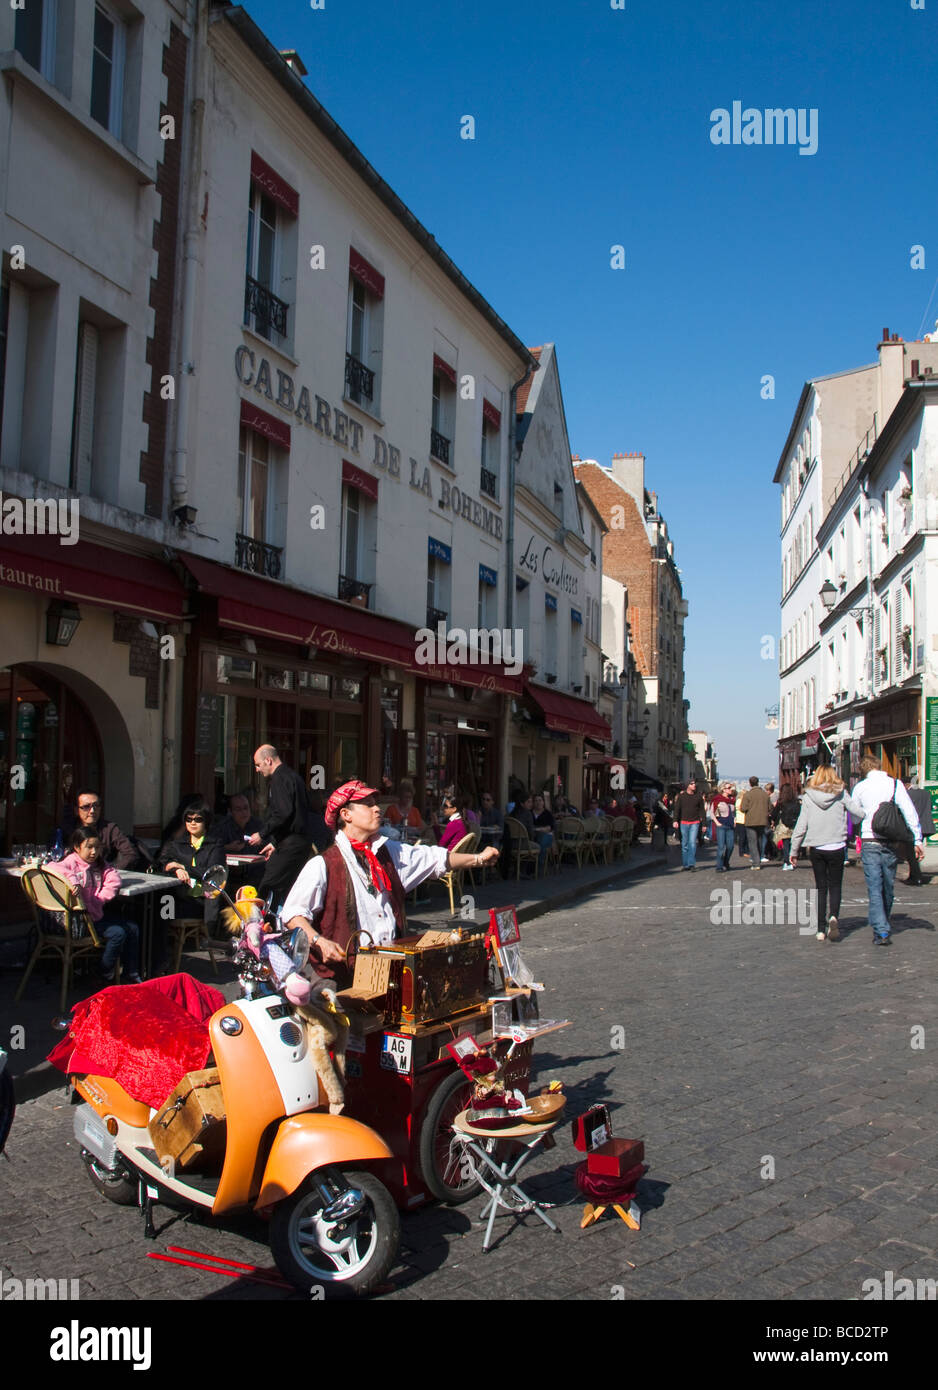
91, 2, 125, 139
244, 168, 297, 351
346, 251, 384, 413
380, 684, 402, 791
15, 0, 58, 82
478, 564, 497, 628
335, 677, 363, 703
263, 667, 294, 691
217, 654, 257, 685
0, 666, 103, 854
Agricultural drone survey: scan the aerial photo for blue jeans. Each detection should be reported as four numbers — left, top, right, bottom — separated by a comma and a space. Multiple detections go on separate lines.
680, 821, 699, 867
716, 824, 735, 868
99, 918, 140, 974
861, 841, 898, 938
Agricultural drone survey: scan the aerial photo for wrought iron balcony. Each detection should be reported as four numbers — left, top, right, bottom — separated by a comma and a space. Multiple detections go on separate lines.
244, 276, 289, 340
338, 575, 372, 606
480, 466, 498, 499
430, 428, 450, 466
426, 606, 448, 628
345, 353, 374, 404
235, 533, 283, 579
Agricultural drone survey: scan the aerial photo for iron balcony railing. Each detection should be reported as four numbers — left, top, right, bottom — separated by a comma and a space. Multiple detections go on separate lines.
430, 428, 450, 466
244, 276, 289, 339
480, 466, 498, 499
345, 353, 374, 404
828, 415, 878, 509
235, 533, 283, 579
338, 575, 372, 605
426, 606, 448, 628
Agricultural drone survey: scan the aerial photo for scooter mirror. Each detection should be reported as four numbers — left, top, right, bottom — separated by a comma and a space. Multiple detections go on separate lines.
202, 864, 229, 897
289, 927, 310, 973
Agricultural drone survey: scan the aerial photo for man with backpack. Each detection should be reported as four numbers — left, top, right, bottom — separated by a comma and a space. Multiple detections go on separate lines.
850, 755, 923, 945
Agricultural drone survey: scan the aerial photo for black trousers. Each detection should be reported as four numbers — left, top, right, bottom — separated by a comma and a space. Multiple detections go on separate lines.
899, 840, 924, 883
259, 834, 313, 906
809, 847, 846, 925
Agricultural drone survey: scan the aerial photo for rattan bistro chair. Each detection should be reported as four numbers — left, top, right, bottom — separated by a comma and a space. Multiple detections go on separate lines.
503, 817, 540, 881
610, 816, 634, 861
437, 832, 479, 915
556, 816, 586, 869
16, 867, 117, 1013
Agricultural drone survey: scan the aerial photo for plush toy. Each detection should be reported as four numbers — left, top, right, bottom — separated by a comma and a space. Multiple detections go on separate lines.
231, 897, 349, 1115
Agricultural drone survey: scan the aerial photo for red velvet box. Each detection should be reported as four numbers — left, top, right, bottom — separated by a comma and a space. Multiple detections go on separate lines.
586, 1138, 645, 1177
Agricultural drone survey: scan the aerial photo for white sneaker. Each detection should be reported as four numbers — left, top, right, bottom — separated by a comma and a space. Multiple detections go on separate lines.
782, 863, 794, 872
815, 930, 826, 941
760, 857, 770, 864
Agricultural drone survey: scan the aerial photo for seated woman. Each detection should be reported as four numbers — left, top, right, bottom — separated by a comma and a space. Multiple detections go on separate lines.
384, 779, 426, 835
436, 796, 472, 851
54, 827, 141, 983
157, 803, 227, 936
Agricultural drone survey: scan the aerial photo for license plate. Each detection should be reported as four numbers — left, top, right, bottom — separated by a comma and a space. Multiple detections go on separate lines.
380, 1032, 412, 1074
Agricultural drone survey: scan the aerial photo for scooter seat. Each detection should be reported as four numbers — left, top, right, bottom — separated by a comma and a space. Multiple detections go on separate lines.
74, 1074, 151, 1129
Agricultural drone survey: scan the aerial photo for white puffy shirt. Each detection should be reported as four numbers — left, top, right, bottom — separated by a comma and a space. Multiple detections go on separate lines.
281, 831, 449, 946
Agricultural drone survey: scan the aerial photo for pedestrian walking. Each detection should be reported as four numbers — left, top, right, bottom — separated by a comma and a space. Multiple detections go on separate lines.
738, 776, 771, 868
900, 777, 934, 884
672, 779, 706, 870
711, 782, 737, 871
849, 755, 924, 946
776, 784, 800, 869
788, 767, 863, 941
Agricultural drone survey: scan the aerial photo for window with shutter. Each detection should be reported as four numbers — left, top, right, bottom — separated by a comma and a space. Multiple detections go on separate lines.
70, 322, 98, 494
893, 588, 903, 675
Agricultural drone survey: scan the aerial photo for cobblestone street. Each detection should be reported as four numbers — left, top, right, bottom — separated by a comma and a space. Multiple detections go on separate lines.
3, 841, 938, 1308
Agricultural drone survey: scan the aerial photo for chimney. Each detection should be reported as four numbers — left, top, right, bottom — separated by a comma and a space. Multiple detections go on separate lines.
280, 49, 308, 76
882, 327, 889, 343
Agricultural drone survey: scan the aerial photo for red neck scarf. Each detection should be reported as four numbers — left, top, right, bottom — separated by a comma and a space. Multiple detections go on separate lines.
346, 837, 393, 894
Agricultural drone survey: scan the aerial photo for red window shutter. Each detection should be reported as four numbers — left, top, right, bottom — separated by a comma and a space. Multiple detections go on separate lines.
250, 152, 299, 217
433, 353, 456, 385
349, 247, 385, 299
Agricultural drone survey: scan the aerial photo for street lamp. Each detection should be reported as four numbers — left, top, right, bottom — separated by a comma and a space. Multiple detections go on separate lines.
819, 580, 837, 610
45, 600, 81, 647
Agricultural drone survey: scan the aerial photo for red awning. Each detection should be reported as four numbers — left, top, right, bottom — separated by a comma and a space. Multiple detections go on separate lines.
0, 531, 186, 621
524, 682, 612, 741
181, 555, 417, 666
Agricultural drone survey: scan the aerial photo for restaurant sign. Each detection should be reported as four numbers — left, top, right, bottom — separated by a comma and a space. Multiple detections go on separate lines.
925, 696, 938, 783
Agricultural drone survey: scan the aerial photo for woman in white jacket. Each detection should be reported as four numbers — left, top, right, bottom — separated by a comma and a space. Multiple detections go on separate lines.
789, 766, 864, 943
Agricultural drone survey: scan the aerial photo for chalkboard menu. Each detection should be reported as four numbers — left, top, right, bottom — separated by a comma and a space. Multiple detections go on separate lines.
195, 693, 221, 757
926, 697, 938, 784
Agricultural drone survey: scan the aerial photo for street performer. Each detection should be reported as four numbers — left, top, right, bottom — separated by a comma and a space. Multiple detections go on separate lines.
282, 779, 499, 988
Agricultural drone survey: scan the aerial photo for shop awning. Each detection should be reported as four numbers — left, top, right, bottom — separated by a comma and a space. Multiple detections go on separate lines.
626, 766, 663, 792
0, 531, 186, 621
524, 682, 612, 741
181, 554, 418, 665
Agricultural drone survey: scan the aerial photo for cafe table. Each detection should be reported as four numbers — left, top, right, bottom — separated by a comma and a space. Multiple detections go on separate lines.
1, 863, 181, 978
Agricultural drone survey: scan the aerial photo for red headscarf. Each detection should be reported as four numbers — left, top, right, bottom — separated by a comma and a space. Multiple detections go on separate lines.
325, 779, 379, 830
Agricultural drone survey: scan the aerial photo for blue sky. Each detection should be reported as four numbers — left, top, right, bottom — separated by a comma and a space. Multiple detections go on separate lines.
242, 0, 937, 776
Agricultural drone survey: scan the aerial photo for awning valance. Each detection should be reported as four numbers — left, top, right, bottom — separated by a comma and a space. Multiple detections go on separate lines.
524, 681, 611, 741
0, 531, 186, 622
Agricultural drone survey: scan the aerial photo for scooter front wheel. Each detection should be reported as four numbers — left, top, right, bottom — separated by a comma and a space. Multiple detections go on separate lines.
270, 1168, 399, 1297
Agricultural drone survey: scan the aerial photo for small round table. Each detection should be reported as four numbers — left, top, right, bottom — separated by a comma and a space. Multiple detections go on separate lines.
452, 1109, 562, 1252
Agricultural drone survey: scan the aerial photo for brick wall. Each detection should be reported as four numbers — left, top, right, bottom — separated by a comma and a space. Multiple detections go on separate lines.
139, 23, 188, 517
575, 462, 658, 677
113, 614, 161, 709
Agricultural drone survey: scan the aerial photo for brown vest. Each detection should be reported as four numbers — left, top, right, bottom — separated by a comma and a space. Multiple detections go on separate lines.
311, 842, 407, 985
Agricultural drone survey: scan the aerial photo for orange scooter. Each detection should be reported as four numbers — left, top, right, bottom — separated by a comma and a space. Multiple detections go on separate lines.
68, 874, 400, 1297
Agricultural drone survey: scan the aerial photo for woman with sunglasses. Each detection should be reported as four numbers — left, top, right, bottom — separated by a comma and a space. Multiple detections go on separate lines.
157, 803, 227, 935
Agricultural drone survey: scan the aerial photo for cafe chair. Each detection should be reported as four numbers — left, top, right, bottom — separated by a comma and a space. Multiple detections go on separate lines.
503, 817, 540, 882
170, 917, 220, 975
590, 818, 613, 865
437, 832, 479, 915
610, 817, 634, 862
556, 816, 586, 869
16, 867, 119, 1014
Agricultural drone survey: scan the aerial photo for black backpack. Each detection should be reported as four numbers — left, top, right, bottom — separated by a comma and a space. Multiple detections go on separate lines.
780, 799, 800, 829
871, 780, 914, 844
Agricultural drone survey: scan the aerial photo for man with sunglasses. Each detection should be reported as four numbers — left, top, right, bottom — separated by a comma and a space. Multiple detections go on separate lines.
282, 779, 500, 989
64, 791, 138, 871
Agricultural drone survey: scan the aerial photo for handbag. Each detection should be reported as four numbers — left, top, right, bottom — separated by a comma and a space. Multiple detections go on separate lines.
871, 780, 914, 844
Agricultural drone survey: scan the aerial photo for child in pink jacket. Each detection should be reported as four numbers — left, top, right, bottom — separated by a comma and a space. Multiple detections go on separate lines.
53, 827, 140, 982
